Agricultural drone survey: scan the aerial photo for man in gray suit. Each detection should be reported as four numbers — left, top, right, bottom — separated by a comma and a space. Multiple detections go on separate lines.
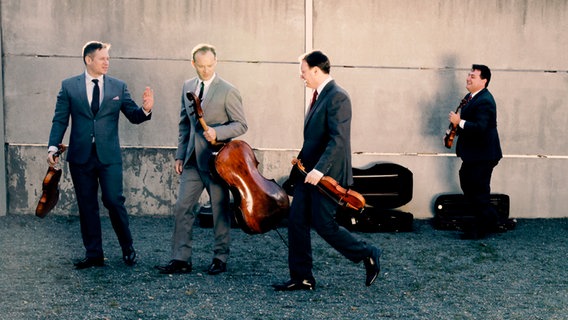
156, 44, 247, 275
273, 51, 381, 291
47, 41, 154, 269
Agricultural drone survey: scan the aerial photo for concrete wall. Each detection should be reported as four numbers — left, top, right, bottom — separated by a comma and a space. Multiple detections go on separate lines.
2, 0, 567, 218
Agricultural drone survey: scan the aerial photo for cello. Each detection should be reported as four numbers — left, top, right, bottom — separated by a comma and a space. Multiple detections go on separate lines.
293, 159, 366, 213
214, 140, 290, 234
36, 144, 66, 218
186, 91, 289, 234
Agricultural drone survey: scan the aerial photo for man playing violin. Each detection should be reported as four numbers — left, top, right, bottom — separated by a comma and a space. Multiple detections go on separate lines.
272, 50, 382, 291
448, 64, 502, 239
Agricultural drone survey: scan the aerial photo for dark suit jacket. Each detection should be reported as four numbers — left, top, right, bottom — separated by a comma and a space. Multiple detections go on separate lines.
456, 88, 502, 162
176, 75, 247, 171
48, 73, 151, 164
297, 80, 353, 187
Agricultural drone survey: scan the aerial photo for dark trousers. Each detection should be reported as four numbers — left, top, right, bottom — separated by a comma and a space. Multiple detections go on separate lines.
68, 144, 132, 258
288, 183, 372, 281
459, 160, 500, 232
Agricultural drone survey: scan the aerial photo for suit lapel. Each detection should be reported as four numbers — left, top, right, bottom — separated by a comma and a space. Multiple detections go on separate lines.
202, 76, 220, 111
184, 78, 200, 129
305, 80, 334, 126
75, 74, 89, 109
462, 88, 486, 114
102, 75, 110, 104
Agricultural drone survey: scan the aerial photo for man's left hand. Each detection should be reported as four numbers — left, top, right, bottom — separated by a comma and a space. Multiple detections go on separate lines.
305, 169, 323, 185
449, 111, 461, 126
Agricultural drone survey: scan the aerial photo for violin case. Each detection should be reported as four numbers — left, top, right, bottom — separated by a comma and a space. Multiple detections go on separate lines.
197, 202, 240, 229
432, 193, 516, 231
336, 162, 414, 232
337, 207, 413, 232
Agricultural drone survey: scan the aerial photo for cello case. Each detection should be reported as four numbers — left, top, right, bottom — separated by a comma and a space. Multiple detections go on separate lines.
351, 162, 413, 209
336, 162, 414, 232
213, 140, 289, 234
432, 193, 516, 231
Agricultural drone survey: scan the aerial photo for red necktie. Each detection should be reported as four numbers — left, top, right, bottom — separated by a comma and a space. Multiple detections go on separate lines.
309, 90, 318, 110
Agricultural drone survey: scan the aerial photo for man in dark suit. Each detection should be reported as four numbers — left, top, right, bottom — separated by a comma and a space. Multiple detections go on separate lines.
272, 51, 381, 291
449, 64, 503, 239
155, 44, 247, 275
47, 41, 154, 269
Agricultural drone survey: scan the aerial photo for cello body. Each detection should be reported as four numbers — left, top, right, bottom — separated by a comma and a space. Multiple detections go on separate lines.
214, 140, 289, 234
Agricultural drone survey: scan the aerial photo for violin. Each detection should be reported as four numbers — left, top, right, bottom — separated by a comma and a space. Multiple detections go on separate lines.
36, 144, 67, 218
444, 97, 469, 149
293, 159, 366, 212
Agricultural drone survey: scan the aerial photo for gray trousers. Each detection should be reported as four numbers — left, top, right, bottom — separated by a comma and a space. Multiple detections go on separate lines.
171, 163, 231, 263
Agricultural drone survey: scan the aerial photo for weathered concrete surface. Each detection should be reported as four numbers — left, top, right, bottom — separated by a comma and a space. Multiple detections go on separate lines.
1, 0, 567, 217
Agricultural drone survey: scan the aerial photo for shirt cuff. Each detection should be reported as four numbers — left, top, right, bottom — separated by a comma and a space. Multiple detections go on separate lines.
312, 169, 324, 180
459, 120, 466, 129
48, 146, 59, 153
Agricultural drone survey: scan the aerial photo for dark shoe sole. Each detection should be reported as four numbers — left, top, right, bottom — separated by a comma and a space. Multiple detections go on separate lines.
272, 280, 315, 291
74, 258, 105, 270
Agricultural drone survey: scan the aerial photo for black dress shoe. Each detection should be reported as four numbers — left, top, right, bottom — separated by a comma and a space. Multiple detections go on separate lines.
74, 257, 105, 270
122, 246, 137, 266
460, 230, 488, 240
272, 279, 316, 291
364, 247, 381, 286
155, 260, 192, 274
460, 221, 490, 240
207, 258, 227, 275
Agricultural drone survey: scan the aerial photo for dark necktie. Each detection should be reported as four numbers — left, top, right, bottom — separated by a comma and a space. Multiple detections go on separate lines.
198, 81, 204, 101
91, 79, 100, 116
309, 90, 318, 111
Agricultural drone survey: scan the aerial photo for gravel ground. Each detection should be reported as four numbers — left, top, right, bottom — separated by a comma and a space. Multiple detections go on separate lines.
0, 214, 567, 320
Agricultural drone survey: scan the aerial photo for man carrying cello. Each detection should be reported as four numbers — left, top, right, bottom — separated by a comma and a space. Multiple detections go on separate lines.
155, 43, 247, 275
272, 51, 382, 291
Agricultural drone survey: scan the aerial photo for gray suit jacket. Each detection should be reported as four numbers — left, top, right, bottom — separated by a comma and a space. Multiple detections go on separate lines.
297, 80, 353, 186
176, 75, 247, 170
48, 73, 151, 164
